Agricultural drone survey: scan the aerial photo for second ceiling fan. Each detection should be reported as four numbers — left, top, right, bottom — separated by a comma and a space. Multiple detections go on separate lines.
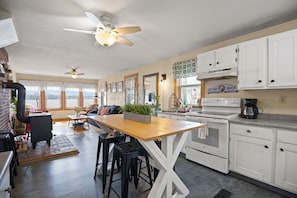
64, 11, 141, 47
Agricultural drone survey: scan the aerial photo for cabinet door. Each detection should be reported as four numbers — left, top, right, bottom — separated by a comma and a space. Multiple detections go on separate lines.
215, 45, 238, 70
275, 142, 297, 193
238, 38, 267, 89
268, 29, 297, 88
229, 134, 274, 183
197, 51, 215, 73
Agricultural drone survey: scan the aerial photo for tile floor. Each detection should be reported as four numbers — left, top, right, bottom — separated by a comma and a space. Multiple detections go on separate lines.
10, 122, 295, 198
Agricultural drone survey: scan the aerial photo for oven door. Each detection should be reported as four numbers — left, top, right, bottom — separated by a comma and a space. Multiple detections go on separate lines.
186, 116, 229, 158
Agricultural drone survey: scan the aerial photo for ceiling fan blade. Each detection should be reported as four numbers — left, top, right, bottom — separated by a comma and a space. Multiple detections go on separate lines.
116, 36, 133, 46
113, 26, 141, 35
64, 28, 95, 34
84, 11, 102, 27
77, 73, 85, 75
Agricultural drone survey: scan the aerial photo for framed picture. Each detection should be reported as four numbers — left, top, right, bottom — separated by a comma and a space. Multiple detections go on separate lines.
111, 82, 117, 93
107, 83, 111, 93
117, 81, 123, 92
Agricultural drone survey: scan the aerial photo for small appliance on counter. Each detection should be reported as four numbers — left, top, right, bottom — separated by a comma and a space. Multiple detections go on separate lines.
241, 98, 259, 119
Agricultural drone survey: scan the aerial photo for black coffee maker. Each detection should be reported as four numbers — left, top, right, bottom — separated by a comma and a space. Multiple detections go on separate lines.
241, 99, 259, 119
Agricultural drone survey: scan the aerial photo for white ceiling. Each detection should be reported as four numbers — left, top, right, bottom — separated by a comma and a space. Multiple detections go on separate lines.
1, 0, 297, 80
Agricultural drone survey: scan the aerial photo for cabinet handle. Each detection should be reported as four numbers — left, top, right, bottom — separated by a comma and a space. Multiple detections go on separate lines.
270, 80, 275, 83
209, 63, 212, 66
5, 187, 12, 193
264, 145, 269, 149
258, 80, 262, 83
246, 129, 251, 133
280, 148, 284, 152
216, 61, 220, 64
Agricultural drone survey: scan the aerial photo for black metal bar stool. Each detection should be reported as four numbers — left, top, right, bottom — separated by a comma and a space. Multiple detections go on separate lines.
107, 140, 153, 198
93, 131, 125, 193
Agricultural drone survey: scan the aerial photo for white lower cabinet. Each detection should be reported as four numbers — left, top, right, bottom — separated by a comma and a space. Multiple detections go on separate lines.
275, 129, 297, 193
230, 124, 297, 194
229, 124, 275, 183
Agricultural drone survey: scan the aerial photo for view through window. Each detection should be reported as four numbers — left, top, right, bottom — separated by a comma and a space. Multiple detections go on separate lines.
179, 76, 201, 106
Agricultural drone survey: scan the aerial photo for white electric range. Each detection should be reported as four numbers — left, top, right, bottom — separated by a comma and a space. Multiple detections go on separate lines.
185, 98, 241, 174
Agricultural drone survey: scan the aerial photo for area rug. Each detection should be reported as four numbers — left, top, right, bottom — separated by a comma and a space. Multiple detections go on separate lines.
213, 189, 232, 198
17, 135, 79, 165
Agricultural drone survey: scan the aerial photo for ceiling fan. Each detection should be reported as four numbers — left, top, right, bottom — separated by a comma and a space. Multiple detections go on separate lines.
64, 11, 141, 47
65, 68, 84, 79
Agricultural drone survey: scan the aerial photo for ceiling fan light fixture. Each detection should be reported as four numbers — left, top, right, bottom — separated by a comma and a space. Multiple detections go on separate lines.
71, 74, 78, 79
95, 32, 117, 46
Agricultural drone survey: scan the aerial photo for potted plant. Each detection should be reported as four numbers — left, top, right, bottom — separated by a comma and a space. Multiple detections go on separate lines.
120, 104, 152, 123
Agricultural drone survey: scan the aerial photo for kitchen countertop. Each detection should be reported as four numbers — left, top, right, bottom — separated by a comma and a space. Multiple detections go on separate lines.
230, 114, 297, 130
0, 151, 13, 181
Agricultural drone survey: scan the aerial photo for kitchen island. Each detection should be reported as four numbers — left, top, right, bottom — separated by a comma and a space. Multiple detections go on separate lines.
88, 114, 205, 198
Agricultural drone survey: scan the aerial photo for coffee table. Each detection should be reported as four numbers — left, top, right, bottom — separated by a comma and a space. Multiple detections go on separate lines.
67, 115, 89, 130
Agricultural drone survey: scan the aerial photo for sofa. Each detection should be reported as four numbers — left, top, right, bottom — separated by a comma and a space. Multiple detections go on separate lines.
87, 105, 121, 128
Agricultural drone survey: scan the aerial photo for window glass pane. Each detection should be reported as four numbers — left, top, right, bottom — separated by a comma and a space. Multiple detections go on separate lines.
180, 76, 200, 86
83, 88, 96, 107
65, 88, 79, 108
180, 76, 201, 106
46, 87, 61, 109
180, 86, 201, 105
25, 86, 40, 109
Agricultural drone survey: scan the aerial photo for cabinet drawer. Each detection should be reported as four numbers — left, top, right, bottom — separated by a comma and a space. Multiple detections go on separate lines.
230, 123, 273, 140
277, 129, 297, 145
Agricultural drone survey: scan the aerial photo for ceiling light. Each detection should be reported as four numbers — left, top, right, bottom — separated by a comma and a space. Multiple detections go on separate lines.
95, 32, 117, 47
71, 74, 77, 79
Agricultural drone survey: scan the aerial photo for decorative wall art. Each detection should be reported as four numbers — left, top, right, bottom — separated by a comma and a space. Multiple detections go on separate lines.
208, 84, 237, 94
117, 81, 123, 92
111, 82, 117, 93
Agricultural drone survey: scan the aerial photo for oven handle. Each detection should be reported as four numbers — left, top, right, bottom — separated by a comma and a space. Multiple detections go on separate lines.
186, 117, 228, 124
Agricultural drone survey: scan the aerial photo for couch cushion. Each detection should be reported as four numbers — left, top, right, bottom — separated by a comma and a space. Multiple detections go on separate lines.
100, 107, 110, 115
97, 107, 102, 115
108, 105, 120, 114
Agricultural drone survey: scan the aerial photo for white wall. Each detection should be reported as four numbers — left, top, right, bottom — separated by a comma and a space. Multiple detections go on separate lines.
101, 19, 297, 115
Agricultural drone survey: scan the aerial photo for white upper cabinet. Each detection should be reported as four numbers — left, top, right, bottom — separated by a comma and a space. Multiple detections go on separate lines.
268, 29, 297, 88
238, 37, 268, 90
215, 45, 238, 70
197, 45, 238, 73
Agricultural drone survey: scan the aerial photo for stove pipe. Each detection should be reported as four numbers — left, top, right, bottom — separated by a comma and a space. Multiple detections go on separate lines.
5, 81, 30, 123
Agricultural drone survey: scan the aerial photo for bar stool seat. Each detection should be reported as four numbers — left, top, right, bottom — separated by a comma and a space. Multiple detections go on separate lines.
107, 140, 153, 198
94, 131, 125, 193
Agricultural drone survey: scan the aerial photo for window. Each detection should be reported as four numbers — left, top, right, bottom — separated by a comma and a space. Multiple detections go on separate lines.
179, 76, 201, 106
83, 88, 96, 107
25, 86, 40, 109
46, 86, 61, 109
65, 88, 79, 108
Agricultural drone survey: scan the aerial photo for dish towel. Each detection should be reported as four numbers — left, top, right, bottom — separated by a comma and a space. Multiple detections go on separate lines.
197, 118, 208, 139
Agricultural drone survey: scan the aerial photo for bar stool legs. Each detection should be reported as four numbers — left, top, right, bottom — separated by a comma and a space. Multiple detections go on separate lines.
93, 132, 125, 193
107, 141, 153, 198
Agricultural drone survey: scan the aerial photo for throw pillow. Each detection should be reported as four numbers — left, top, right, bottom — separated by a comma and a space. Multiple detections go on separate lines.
97, 107, 102, 115
100, 107, 110, 115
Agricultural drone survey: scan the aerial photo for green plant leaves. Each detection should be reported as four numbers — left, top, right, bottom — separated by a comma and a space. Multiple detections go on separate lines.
120, 104, 151, 115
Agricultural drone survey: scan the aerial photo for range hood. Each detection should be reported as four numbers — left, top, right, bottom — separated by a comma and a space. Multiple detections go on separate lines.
197, 67, 237, 80
0, 11, 19, 48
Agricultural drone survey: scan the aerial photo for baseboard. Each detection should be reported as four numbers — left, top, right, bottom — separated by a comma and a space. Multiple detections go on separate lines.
229, 171, 297, 198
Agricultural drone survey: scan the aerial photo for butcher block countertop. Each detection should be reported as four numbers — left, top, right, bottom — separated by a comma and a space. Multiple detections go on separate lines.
230, 114, 297, 131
